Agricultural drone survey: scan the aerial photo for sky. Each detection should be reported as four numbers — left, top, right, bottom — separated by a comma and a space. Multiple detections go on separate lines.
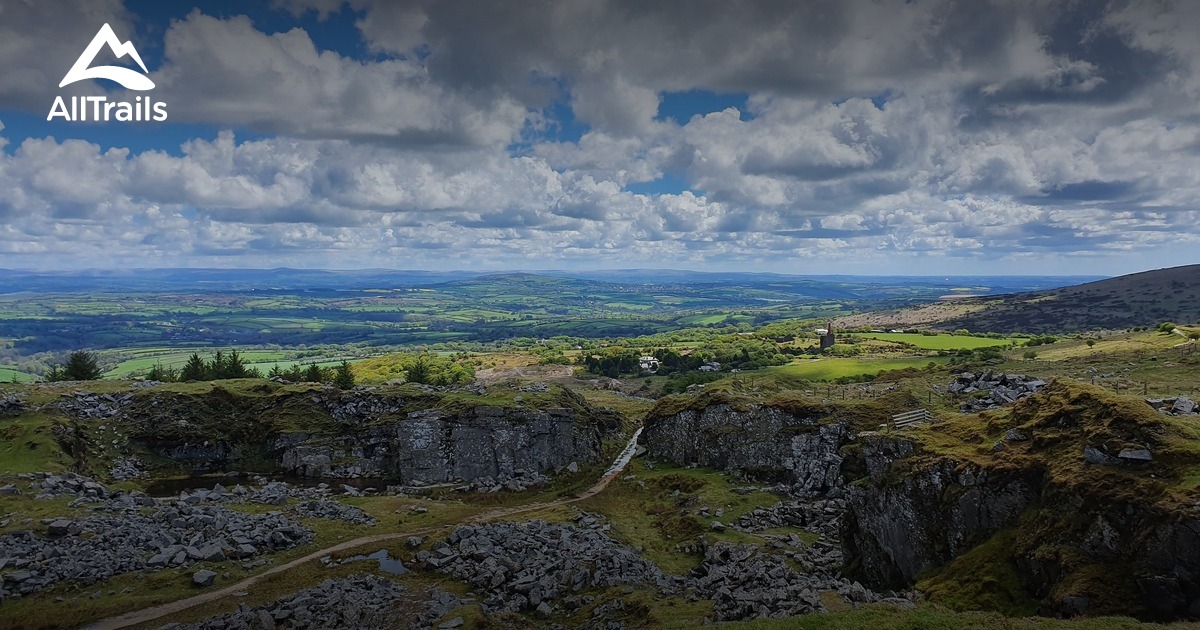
0, 0, 1198, 276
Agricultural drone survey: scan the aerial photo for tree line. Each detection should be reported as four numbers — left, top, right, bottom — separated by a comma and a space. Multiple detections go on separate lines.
44, 350, 355, 388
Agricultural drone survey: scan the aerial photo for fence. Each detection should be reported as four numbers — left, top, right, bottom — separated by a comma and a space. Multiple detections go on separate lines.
878, 408, 933, 432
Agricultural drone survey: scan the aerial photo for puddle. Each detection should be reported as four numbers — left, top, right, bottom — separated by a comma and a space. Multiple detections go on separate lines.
342, 548, 408, 575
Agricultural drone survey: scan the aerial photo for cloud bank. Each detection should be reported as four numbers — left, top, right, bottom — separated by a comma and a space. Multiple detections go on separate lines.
0, 0, 1197, 273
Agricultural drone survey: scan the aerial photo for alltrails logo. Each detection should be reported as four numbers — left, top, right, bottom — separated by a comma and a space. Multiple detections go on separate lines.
47, 23, 168, 122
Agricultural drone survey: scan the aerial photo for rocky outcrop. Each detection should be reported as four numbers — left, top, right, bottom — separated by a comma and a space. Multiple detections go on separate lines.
948, 371, 1047, 412
66, 384, 616, 483
274, 405, 601, 483
843, 428, 1200, 620
641, 404, 848, 497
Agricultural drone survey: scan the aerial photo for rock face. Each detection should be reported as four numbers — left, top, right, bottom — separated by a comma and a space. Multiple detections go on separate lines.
92, 384, 615, 482
843, 430, 1200, 620
844, 433, 1041, 587
274, 406, 600, 482
641, 404, 849, 497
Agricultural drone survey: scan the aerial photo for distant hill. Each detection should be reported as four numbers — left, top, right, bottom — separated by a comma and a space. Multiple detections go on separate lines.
835, 264, 1200, 333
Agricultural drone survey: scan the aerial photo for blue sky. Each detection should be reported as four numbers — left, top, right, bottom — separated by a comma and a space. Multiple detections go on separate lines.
0, 0, 1198, 275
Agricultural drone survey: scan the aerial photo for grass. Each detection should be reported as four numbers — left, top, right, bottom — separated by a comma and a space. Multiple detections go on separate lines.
0, 414, 72, 474
722, 605, 1191, 629
768, 356, 950, 382
572, 459, 791, 574
856, 332, 1017, 351
918, 529, 1040, 616
0, 367, 35, 383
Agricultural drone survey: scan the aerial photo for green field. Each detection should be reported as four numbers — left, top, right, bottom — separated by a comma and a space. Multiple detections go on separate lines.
856, 332, 1016, 350
0, 367, 35, 383
769, 356, 950, 381
105, 350, 289, 378
244, 357, 367, 373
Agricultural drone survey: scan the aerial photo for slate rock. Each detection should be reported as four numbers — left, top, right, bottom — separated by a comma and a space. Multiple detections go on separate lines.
193, 570, 217, 587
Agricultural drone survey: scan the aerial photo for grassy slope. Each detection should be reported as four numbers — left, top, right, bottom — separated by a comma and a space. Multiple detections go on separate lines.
836, 264, 1200, 334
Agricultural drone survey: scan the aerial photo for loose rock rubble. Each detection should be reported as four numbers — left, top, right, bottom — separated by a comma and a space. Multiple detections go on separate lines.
690, 541, 833, 621
420, 520, 674, 615
24, 472, 113, 503
950, 371, 1047, 412
0, 505, 311, 599
294, 500, 375, 525
0, 394, 25, 415
1145, 396, 1198, 416
420, 511, 909, 623
109, 457, 147, 481
161, 575, 459, 630
732, 495, 845, 534
56, 391, 132, 419
459, 470, 549, 494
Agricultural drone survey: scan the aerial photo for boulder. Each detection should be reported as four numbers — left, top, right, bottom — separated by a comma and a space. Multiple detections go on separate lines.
1118, 449, 1154, 463
193, 569, 217, 587
1084, 446, 1121, 466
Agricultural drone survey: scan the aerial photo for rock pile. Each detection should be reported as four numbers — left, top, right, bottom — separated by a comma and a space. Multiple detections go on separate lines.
56, 391, 132, 419
294, 500, 375, 525
689, 533, 909, 621
420, 520, 673, 615
0, 506, 311, 599
461, 470, 549, 493
0, 394, 25, 415
1145, 396, 1198, 416
109, 457, 146, 481
24, 472, 113, 503
729, 499, 845, 541
689, 541, 822, 620
161, 575, 453, 630
174, 480, 330, 506
950, 371, 1047, 412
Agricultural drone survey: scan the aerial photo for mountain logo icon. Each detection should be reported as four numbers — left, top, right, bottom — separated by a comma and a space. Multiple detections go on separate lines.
59, 23, 155, 91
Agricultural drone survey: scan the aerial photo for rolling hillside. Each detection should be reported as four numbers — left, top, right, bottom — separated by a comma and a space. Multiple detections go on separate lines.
835, 264, 1200, 333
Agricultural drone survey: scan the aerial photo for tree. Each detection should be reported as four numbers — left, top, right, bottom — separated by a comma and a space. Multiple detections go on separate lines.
333, 360, 355, 389
61, 351, 102, 381
44, 365, 63, 382
406, 355, 431, 384
1087, 340, 1096, 348
1189, 331, 1200, 341
223, 349, 248, 379
268, 363, 284, 379
146, 362, 178, 382
180, 352, 208, 381
303, 363, 325, 383
1159, 322, 1177, 333
208, 351, 226, 379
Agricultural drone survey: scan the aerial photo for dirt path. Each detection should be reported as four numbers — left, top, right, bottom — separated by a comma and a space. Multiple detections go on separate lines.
83, 430, 643, 630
